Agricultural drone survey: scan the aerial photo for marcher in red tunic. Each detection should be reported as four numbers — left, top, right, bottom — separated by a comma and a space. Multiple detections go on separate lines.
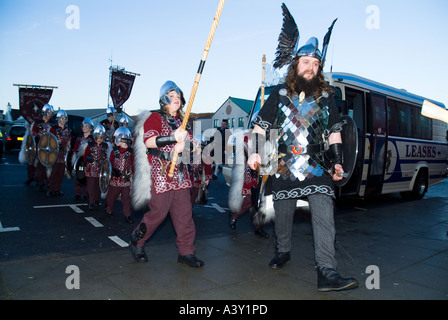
129, 80, 204, 268
84, 125, 109, 210
105, 127, 134, 223
47, 110, 71, 197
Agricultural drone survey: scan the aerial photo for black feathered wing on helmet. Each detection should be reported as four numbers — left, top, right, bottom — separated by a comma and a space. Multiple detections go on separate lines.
272, 3, 337, 70
321, 18, 338, 69
131, 111, 153, 210
273, 3, 299, 69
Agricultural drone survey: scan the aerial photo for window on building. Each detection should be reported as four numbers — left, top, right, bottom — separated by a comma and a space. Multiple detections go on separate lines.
238, 117, 244, 127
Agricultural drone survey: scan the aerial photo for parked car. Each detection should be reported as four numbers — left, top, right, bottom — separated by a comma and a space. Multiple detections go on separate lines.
5, 124, 27, 151
0, 129, 4, 160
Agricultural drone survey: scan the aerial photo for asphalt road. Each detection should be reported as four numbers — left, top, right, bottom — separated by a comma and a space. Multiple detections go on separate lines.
0, 150, 258, 262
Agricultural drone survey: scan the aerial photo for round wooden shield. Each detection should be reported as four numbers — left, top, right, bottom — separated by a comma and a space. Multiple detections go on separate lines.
25, 134, 37, 166
38, 132, 59, 167
99, 159, 112, 194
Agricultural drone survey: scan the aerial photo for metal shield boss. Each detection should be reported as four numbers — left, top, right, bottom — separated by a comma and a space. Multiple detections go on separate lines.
334, 115, 358, 187
65, 149, 74, 178
74, 156, 87, 185
38, 132, 59, 167
99, 159, 112, 194
25, 134, 37, 165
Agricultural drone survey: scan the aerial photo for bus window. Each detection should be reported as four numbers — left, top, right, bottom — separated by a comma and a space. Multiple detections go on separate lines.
387, 99, 399, 136
396, 101, 411, 137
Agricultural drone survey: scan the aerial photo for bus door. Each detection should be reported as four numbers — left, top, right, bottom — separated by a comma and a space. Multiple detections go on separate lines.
365, 93, 388, 196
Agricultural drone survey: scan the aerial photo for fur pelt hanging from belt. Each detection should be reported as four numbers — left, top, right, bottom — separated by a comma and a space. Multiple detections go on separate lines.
131, 110, 153, 210
227, 137, 246, 214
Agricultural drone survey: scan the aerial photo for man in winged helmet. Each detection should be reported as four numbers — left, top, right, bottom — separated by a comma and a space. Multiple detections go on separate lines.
247, 3, 358, 291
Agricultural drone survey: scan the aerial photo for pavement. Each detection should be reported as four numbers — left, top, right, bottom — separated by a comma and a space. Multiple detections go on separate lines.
1, 180, 448, 305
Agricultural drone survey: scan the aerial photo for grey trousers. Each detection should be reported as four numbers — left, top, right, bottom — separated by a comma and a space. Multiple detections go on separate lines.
273, 193, 337, 269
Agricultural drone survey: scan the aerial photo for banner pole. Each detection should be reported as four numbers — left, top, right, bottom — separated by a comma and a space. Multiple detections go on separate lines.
168, 0, 226, 178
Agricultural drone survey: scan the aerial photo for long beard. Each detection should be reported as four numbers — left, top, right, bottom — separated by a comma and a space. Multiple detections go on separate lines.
295, 74, 320, 97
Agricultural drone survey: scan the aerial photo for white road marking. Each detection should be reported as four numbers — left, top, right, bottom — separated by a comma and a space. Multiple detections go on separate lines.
205, 202, 226, 213
108, 236, 129, 247
84, 217, 104, 227
34, 203, 88, 214
0, 220, 20, 233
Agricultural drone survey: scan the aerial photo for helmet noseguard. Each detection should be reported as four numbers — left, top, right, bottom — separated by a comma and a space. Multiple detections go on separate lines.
41, 104, 54, 117
82, 118, 94, 130
56, 110, 68, 123
93, 124, 106, 140
114, 127, 132, 145
159, 80, 185, 107
296, 37, 322, 61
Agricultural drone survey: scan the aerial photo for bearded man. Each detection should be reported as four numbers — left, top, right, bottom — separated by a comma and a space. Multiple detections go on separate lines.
247, 37, 359, 292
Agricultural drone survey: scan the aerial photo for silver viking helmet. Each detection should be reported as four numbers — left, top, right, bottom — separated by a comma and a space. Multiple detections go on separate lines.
41, 104, 54, 117
159, 80, 186, 107
119, 114, 129, 126
56, 109, 68, 124
114, 127, 132, 145
82, 117, 94, 130
106, 106, 115, 116
273, 3, 337, 69
93, 124, 106, 140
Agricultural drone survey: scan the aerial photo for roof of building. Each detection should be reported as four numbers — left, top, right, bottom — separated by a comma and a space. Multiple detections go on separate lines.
229, 97, 254, 115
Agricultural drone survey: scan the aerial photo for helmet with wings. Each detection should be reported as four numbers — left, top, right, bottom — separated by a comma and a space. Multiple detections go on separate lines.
273, 3, 337, 69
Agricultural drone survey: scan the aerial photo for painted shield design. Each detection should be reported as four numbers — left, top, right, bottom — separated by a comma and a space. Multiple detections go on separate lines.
25, 134, 37, 165
334, 115, 358, 187
38, 132, 59, 167
99, 159, 112, 194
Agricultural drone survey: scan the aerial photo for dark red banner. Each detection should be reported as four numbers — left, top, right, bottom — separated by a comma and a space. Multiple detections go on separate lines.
19, 88, 53, 123
109, 71, 135, 112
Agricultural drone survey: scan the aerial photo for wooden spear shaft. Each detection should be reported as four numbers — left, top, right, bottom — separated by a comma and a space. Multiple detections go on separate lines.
168, 0, 226, 178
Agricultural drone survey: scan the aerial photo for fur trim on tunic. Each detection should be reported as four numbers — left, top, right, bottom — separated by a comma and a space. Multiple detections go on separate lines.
131, 110, 153, 210
18, 126, 31, 164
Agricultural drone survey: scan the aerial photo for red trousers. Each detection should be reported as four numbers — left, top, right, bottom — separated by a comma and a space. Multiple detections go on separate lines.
48, 163, 65, 192
106, 185, 131, 217
86, 176, 101, 205
134, 188, 196, 256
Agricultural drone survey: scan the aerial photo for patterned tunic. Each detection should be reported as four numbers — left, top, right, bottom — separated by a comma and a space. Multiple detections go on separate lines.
109, 146, 134, 188
143, 112, 192, 194
84, 141, 108, 178
252, 84, 341, 200
54, 125, 71, 164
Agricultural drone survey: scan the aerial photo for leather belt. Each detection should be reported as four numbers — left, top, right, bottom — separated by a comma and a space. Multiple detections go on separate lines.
146, 148, 172, 161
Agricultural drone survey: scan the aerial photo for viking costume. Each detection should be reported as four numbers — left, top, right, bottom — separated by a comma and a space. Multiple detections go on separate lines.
72, 118, 95, 200
189, 150, 213, 209
129, 81, 204, 268
47, 110, 72, 197
84, 125, 111, 209
105, 127, 134, 223
247, 4, 358, 291
31, 104, 57, 191
100, 107, 119, 143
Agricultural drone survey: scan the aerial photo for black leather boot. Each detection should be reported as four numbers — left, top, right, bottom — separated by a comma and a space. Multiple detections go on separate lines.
129, 224, 148, 262
269, 252, 290, 269
317, 267, 359, 291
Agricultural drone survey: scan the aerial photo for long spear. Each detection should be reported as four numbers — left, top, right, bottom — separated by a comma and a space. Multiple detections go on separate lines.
168, 0, 226, 178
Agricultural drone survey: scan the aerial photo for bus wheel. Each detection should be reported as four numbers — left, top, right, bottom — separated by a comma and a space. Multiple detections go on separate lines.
409, 171, 428, 200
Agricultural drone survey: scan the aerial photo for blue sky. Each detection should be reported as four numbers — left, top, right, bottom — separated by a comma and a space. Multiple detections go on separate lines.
1, 0, 447, 116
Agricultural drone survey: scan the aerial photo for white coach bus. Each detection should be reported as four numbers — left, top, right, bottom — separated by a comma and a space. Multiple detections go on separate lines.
224, 72, 448, 200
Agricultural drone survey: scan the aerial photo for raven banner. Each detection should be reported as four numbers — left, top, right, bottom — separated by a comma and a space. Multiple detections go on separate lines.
19, 87, 53, 123
109, 71, 135, 113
